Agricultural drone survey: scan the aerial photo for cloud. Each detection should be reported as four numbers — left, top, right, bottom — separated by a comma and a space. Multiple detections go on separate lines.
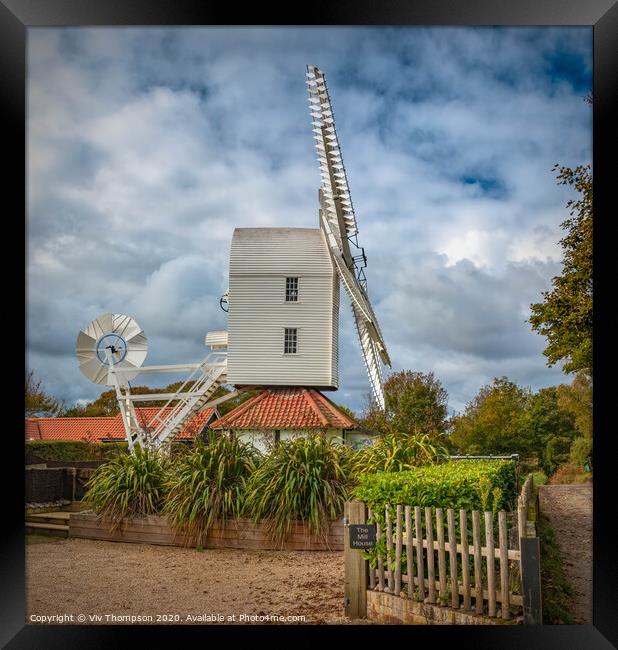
26, 27, 592, 413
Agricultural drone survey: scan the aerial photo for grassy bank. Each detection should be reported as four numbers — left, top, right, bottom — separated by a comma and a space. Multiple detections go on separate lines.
537, 510, 574, 624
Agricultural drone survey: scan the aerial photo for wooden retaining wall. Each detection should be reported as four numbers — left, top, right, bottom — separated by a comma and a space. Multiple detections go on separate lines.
69, 511, 344, 551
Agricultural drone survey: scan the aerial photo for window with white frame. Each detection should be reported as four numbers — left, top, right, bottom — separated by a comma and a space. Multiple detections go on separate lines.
285, 277, 299, 302
284, 328, 298, 354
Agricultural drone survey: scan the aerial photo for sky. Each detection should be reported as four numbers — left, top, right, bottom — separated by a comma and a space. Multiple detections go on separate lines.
26, 27, 592, 416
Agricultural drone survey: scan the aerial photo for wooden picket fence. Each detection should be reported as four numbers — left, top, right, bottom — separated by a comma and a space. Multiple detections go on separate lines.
367, 504, 522, 619
517, 474, 534, 537
345, 474, 542, 623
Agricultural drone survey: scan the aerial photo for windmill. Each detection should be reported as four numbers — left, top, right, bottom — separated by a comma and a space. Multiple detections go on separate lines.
75, 66, 391, 452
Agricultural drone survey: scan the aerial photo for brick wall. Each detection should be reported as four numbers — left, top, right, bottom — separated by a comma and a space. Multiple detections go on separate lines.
366, 590, 516, 625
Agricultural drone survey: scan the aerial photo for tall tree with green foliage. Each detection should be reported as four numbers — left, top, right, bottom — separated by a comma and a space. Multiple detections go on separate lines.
361, 370, 448, 438
556, 371, 593, 470
556, 371, 592, 439
25, 371, 64, 417
449, 377, 580, 474
529, 163, 592, 376
519, 387, 579, 475
448, 377, 531, 455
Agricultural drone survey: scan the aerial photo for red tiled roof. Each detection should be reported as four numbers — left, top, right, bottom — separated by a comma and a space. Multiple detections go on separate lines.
25, 407, 216, 443
209, 388, 356, 430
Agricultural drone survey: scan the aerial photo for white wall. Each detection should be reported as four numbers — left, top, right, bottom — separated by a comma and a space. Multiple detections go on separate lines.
227, 228, 339, 389
234, 428, 347, 454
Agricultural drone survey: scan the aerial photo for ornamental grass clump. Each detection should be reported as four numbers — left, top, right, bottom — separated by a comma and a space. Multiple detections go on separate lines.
84, 445, 169, 530
244, 434, 352, 546
351, 431, 448, 477
163, 433, 260, 545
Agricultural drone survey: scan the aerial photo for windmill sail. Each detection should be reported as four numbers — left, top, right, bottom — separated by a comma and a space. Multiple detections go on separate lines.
306, 65, 391, 409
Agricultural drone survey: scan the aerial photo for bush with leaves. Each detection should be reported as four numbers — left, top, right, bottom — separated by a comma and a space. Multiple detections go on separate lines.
351, 431, 447, 477
549, 462, 592, 485
353, 459, 517, 514
569, 436, 592, 470
244, 434, 352, 546
27, 440, 128, 462
354, 459, 517, 577
84, 445, 169, 529
164, 433, 260, 545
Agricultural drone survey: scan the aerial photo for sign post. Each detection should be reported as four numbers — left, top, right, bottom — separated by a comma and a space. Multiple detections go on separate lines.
344, 500, 373, 619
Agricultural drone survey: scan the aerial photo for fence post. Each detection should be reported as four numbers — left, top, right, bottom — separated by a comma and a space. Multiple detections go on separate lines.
344, 500, 368, 619
520, 536, 543, 624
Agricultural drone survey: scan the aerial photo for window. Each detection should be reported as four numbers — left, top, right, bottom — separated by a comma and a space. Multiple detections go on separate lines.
285, 276, 299, 302
284, 328, 298, 354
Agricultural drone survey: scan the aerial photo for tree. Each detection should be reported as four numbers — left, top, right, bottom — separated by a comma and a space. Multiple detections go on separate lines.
361, 370, 449, 438
449, 378, 580, 474
216, 387, 260, 417
449, 377, 531, 455
333, 403, 357, 422
529, 163, 592, 376
25, 371, 64, 417
519, 387, 579, 475
556, 371, 592, 439
62, 385, 162, 417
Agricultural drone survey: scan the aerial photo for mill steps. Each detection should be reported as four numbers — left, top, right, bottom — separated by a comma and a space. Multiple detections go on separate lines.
26, 512, 70, 537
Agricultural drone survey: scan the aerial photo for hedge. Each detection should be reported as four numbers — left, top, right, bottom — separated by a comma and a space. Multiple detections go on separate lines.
26, 440, 128, 462
353, 459, 518, 513
353, 459, 518, 577
26, 440, 193, 462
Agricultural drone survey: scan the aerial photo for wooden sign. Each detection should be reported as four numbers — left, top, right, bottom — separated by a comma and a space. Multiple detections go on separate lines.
349, 523, 376, 549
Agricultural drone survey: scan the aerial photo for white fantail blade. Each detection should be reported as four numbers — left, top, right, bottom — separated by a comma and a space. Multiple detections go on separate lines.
75, 313, 148, 386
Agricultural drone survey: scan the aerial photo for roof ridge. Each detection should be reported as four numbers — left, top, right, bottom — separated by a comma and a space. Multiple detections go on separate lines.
28, 415, 121, 422
210, 389, 270, 428
303, 388, 330, 427
311, 390, 356, 427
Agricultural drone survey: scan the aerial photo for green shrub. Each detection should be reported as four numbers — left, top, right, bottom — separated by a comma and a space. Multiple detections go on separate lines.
351, 432, 447, 476
354, 459, 517, 576
538, 511, 574, 623
84, 446, 169, 529
531, 471, 548, 489
244, 434, 352, 545
569, 436, 592, 469
26, 440, 128, 461
163, 433, 260, 544
353, 459, 517, 513
549, 462, 592, 484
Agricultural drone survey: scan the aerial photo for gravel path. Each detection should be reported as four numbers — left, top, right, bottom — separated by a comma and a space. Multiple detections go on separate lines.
538, 484, 593, 624
26, 538, 362, 625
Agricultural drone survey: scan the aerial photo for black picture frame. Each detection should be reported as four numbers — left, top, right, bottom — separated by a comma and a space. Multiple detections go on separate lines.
4, 1, 616, 647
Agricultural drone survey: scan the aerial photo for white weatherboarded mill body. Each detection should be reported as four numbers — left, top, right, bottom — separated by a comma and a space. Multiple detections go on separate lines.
226, 228, 340, 390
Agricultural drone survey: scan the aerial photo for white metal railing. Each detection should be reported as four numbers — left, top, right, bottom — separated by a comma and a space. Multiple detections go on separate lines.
107, 350, 227, 451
